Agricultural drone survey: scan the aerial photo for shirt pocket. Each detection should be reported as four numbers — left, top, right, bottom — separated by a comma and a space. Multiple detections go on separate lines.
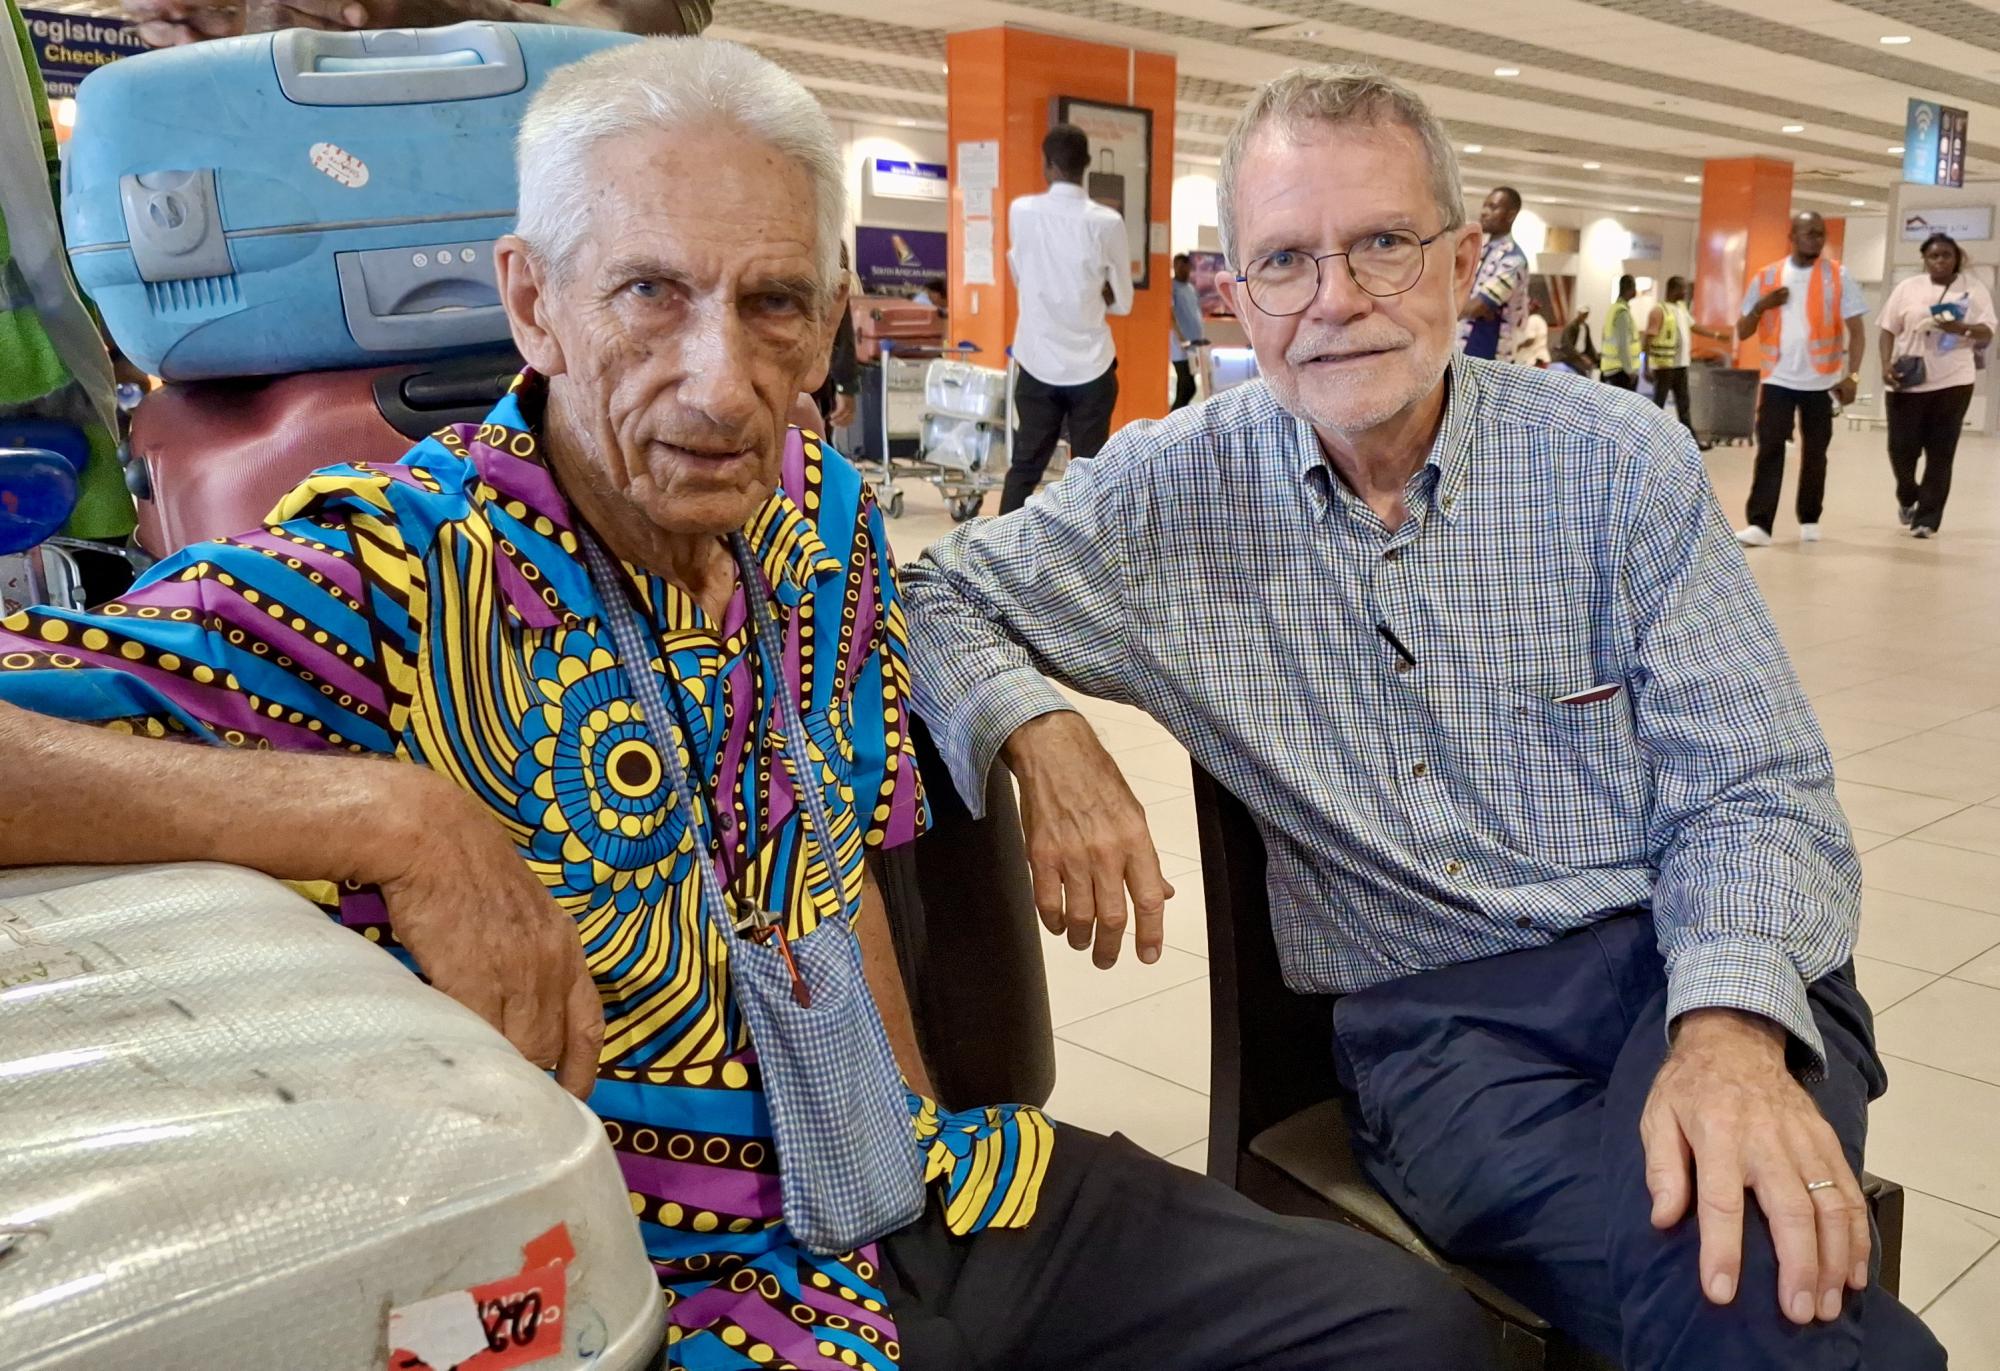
1496, 685, 1652, 868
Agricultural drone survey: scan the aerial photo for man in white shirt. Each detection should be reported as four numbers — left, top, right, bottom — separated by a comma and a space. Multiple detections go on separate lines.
1733, 213, 1868, 546
1001, 123, 1134, 514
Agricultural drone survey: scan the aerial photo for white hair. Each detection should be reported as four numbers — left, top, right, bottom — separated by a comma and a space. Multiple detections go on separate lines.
1218, 65, 1464, 266
515, 38, 845, 302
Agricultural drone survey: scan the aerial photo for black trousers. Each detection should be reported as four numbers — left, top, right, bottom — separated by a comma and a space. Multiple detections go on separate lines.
1747, 384, 1836, 533
1603, 369, 1638, 391
1885, 385, 1974, 531
1001, 362, 1118, 514
1171, 357, 1197, 410
878, 1125, 1492, 1370
1652, 364, 1691, 429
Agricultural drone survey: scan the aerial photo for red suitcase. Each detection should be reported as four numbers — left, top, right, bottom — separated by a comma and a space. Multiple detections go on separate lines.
853, 296, 943, 364
127, 351, 523, 556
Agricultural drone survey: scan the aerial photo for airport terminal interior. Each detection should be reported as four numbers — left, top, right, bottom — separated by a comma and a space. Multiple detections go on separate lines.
10, 0, 2000, 1366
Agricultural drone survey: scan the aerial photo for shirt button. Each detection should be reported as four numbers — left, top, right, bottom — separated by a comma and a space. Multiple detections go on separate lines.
1515, 916, 1533, 929
1384, 547, 1400, 561
1445, 860, 1464, 877
1394, 659, 1414, 675
1411, 761, 1428, 777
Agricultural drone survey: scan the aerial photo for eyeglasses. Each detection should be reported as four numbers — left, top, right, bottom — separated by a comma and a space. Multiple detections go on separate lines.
1236, 228, 1452, 316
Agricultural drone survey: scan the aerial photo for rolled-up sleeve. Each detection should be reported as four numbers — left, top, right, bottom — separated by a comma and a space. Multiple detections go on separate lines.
1622, 429, 1859, 1075
900, 433, 1145, 814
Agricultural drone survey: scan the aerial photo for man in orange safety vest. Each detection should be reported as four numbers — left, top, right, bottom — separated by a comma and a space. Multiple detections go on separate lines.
1733, 211, 1867, 547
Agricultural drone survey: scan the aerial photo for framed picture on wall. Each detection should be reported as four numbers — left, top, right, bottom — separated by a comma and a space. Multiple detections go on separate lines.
1054, 96, 1154, 290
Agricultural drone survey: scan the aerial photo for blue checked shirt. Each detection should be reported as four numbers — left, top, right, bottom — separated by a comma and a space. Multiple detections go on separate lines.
901, 354, 1861, 1073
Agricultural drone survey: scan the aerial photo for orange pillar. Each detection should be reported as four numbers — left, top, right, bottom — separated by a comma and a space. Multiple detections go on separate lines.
946, 27, 1177, 432
1822, 216, 1847, 263
1693, 157, 1793, 369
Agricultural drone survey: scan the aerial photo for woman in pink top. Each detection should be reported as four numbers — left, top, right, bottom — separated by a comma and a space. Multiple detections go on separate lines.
1879, 232, 1996, 537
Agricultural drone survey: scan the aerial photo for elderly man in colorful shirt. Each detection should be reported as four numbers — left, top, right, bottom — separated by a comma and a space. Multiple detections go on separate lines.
901, 66, 1945, 1371
0, 39, 1485, 1371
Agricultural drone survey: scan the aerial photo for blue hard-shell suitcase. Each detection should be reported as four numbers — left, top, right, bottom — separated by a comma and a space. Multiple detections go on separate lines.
62, 22, 635, 381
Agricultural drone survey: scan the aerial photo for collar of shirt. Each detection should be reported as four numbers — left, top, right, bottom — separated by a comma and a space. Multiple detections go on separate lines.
440, 371, 841, 631
1289, 353, 1480, 528
1046, 181, 1086, 202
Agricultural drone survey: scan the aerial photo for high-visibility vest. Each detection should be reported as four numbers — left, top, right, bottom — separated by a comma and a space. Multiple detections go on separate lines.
1752, 258, 1846, 380
1648, 301, 1685, 364
1605, 298, 1642, 373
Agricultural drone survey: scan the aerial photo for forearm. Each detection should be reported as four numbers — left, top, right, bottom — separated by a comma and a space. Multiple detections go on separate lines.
1847, 321, 1867, 375
1736, 311, 1760, 342
858, 867, 932, 1096
0, 699, 418, 887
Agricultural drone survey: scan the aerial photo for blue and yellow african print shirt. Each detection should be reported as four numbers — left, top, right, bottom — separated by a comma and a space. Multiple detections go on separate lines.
0, 375, 1053, 1370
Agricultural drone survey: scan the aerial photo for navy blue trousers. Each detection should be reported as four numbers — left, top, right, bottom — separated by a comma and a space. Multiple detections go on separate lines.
1330, 913, 1946, 1369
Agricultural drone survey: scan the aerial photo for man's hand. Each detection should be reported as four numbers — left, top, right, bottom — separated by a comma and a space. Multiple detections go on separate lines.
1641, 1008, 1868, 1327
1835, 377, 1859, 406
123, 0, 242, 46
1001, 711, 1174, 969
1756, 286, 1791, 314
363, 765, 605, 1098
830, 392, 857, 429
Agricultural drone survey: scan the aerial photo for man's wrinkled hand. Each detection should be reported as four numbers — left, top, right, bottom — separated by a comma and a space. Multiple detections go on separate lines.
1641, 1008, 1868, 1327
1002, 711, 1174, 970
830, 392, 857, 429
366, 767, 605, 1098
123, 0, 242, 46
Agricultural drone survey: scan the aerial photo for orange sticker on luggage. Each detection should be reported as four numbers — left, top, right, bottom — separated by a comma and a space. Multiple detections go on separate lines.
388, 1224, 573, 1371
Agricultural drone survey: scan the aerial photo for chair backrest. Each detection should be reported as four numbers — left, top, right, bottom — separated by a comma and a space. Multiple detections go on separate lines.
873, 717, 1055, 1110
1190, 761, 1340, 1183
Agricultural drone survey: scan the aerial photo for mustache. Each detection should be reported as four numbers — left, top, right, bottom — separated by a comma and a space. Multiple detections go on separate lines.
1285, 326, 1414, 365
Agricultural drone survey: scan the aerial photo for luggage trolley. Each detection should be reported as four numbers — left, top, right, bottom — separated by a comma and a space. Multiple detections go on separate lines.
868, 342, 1012, 523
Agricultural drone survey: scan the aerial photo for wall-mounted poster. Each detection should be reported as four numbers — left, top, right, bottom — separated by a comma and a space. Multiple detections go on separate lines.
1054, 96, 1154, 291
1905, 99, 1970, 189
1901, 205, 1994, 243
854, 226, 949, 294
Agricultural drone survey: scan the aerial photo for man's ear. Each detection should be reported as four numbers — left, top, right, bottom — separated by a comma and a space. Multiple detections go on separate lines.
1451, 224, 1483, 297
495, 235, 567, 377
799, 276, 850, 395
1215, 269, 1241, 320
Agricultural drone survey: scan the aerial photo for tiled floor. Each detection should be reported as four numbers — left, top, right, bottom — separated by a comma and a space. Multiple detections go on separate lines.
877, 414, 2000, 1364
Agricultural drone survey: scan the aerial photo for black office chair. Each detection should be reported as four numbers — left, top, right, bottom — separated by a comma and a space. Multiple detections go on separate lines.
872, 718, 1055, 1111
1190, 761, 1905, 1371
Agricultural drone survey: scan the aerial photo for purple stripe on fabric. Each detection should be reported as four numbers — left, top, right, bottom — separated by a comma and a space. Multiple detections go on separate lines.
232, 528, 367, 602
618, 1151, 783, 1217
846, 585, 879, 687
340, 888, 389, 927
730, 1296, 853, 1364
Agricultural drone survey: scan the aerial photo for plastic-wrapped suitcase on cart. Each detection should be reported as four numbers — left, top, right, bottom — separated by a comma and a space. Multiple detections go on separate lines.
853, 298, 942, 364
0, 862, 664, 1371
1690, 365, 1759, 446
62, 23, 634, 380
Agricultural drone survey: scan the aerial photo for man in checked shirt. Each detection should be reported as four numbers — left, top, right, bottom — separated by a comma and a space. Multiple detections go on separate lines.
901, 65, 1944, 1371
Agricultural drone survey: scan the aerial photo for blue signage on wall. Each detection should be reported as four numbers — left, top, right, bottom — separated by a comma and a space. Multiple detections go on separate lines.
1904, 98, 1969, 189
20, 9, 146, 99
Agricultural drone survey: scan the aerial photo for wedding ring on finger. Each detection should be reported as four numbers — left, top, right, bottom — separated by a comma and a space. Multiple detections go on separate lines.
1805, 1179, 1839, 1193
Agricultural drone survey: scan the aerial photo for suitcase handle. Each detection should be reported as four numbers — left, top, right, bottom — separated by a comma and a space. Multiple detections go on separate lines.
372, 351, 523, 439
272, 22, 527, 106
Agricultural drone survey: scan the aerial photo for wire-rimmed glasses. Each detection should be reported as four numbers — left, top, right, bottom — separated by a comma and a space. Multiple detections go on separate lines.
1236, 228, 1452, 316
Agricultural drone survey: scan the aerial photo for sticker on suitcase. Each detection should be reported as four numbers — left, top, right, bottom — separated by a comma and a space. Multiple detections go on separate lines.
388, 1223, 573, 1370
309, 142, 370, 190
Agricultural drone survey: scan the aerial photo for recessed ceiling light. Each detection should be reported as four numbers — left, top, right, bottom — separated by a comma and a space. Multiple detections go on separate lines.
1463, 144, 1483, 154
1782, 123, 1805, 133
1627, 205, 1643, 213
1494, 67, 1520, 77
1888, 145, 1905, 155
1582, 161, 1602, 170
1298, 27, 1321, 37
1683, 175, 1701, 183
1880, 35, 1912, 45
1850, 199, 1866, 206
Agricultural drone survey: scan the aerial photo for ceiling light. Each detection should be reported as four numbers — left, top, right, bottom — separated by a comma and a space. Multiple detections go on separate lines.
1494, 67, 1520, 77
1298, 27, 1321, 37
1683, 175, 1701, 183
1627, 205, 1643, 213
1582, 161, 1602, 170
1887, 145, 1905, 155
1880, 35, 1911, 45
1850, 199, 1866, 207
1782, 123, 1805, 133
1463, 144, 1483, 154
